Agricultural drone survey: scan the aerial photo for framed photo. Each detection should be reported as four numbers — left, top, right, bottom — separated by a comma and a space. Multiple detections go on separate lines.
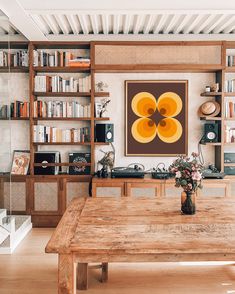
125, 80, 188, 156
11, 150, 30, 175
95, 102, 102, 118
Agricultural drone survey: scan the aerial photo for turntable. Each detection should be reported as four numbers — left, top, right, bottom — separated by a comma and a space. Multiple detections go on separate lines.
111, 164, 145, 178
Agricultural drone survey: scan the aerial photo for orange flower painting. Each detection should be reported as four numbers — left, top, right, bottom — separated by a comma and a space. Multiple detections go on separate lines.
125, 80, 188, 156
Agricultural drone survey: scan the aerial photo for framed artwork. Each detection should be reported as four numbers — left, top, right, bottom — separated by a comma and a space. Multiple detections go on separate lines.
11, 150, 30, 175
125, 80, 188, 156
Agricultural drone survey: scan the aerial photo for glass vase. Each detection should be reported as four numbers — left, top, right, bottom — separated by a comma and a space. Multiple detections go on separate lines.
181, 191, 196, 215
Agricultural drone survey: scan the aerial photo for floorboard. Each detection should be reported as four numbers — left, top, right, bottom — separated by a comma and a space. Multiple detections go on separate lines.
0, 228, 235, 294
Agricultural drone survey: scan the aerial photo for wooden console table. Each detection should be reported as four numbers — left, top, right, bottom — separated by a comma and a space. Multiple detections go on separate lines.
92, 176, 232, 197
46, 197, 235, 293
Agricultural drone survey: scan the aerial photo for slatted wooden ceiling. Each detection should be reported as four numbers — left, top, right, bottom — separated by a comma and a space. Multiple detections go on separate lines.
29, 12, 235, 35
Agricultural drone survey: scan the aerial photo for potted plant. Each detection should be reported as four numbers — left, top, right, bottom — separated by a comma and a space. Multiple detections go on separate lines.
169, 153, 203, 215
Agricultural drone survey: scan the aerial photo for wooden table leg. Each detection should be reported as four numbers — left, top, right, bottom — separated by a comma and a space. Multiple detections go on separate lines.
101, 263, 108, 283
77, 263, 88, 290
58, 254, 75, 294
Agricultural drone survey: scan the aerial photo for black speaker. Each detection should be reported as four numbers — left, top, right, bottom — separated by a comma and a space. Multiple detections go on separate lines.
204, 123, 220, 143
95, 124, 114, 143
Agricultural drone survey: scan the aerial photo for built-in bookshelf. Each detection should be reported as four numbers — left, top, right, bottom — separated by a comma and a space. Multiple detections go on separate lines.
29, 41, 110, 179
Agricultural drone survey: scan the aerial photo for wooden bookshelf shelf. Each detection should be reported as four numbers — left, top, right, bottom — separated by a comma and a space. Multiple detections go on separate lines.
224, 118, 235, 121
200, 116, 222, 121
205, 142, 222, 146
34, 117, 92, 121
33, 142, 91, 146
224, 93, 235, 96
0, 66, 29, 73
0, 117, 29, 120
94, 142, 110, 145
33, 66, 90, 73
224, 143, 235, 146
224, 67, 235, 72
200, 92, 222, 97
95, 117, 110, 121
34, 162, 91, 167
33, 92, 110, 97
33, 92, 92, 97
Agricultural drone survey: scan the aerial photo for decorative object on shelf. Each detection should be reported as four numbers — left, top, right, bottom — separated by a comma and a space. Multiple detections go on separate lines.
211, 83, 220, 92
11, 150, 30, 175
95, 102, 102, 118
69, 153, 91, 175
96, 143, 115, 176
205, 86, 211, 93
198, 101, 220, 118
169, 153, 203, 215
96, 81, 108, 92
125, 80, 188, 156
99, 99, 111, 118
0, 105, 8, 119
95, 123, 114, 143
34, 151, 61, 175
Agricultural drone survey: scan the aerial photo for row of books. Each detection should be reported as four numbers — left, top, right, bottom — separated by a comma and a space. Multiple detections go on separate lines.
224, 80, 235, 92
34, 101, 91, 118
33, 50, 90, 68
225, 101, 235, 118
226, 55, 235, 67
225, 126, 235, 143
33, 125, 91, 143
0, 101, 29, 118
34, 75, 91, 92
0, 50, 28, 67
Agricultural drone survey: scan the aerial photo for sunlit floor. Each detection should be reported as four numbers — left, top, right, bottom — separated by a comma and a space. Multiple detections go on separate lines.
0, 228, 235, 294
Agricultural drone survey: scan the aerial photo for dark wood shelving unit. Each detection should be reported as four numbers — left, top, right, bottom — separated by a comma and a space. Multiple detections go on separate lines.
0, 117, 29, 120
33, 162, 91, 167
34, 117, 92, 121
200, 116, 222, 121
33, 142, 91, 146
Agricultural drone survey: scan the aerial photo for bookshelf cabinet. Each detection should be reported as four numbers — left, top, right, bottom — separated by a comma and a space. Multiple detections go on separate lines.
3, 40, 235, 226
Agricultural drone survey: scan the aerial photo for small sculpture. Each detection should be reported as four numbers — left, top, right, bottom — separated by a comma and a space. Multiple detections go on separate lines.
96, 81, 108, 92
97, 143, 115, 174
99, 99, 111, 117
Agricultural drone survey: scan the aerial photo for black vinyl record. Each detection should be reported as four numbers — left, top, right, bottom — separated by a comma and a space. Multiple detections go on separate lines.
34, 152, 59, 175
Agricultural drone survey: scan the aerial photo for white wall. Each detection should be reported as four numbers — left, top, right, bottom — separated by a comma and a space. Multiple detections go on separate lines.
95, 72, 215, 171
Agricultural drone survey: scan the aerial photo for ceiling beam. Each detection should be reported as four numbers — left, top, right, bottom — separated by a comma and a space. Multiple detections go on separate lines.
123, 15, 131, 34
78, 15, 89, 35
203, 14, 227, 34
42, 15, 60, 35
0, 0, 47, 40
101, 14, 109, 34
133, 15, 144, 34
193, 14, 215, 34
163, 14, 180, 34
113, 14, 120, 34
143, 15, 155, 34
90, 15, 99, 34
154, 14, 168, 34
183, 14, 203, 34
66, 15, 79, 34
213, 16, 235, 33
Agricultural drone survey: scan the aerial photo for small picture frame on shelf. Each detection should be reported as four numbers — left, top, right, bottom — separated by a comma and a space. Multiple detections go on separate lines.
95, 102, 102, 118
11, 150, 30, 175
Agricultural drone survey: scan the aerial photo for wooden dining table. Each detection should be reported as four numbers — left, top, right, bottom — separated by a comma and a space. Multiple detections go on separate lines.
45, 197, 235, 294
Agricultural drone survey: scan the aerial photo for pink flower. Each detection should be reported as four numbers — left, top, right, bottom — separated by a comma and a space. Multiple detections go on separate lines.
175, 171, 181, 178
192, 171, 202, 181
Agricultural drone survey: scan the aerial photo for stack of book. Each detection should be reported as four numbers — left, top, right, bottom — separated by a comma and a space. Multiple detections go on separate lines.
225, 126, 235, 143
226, 55, 235, 67
224, 80, 235, 92
33, 100, 91, 118
11, 101, 29, 118
34, 75, 91, 92
0, 50, 28, 67
33, 126, 90, 143
33, 50, 90, 68
225, 101, 235, 118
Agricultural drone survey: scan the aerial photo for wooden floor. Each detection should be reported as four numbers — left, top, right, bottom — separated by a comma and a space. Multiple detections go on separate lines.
0, 229, 235, 294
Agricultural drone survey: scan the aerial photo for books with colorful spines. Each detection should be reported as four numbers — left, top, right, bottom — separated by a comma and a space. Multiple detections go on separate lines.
229, 102, 234, 118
